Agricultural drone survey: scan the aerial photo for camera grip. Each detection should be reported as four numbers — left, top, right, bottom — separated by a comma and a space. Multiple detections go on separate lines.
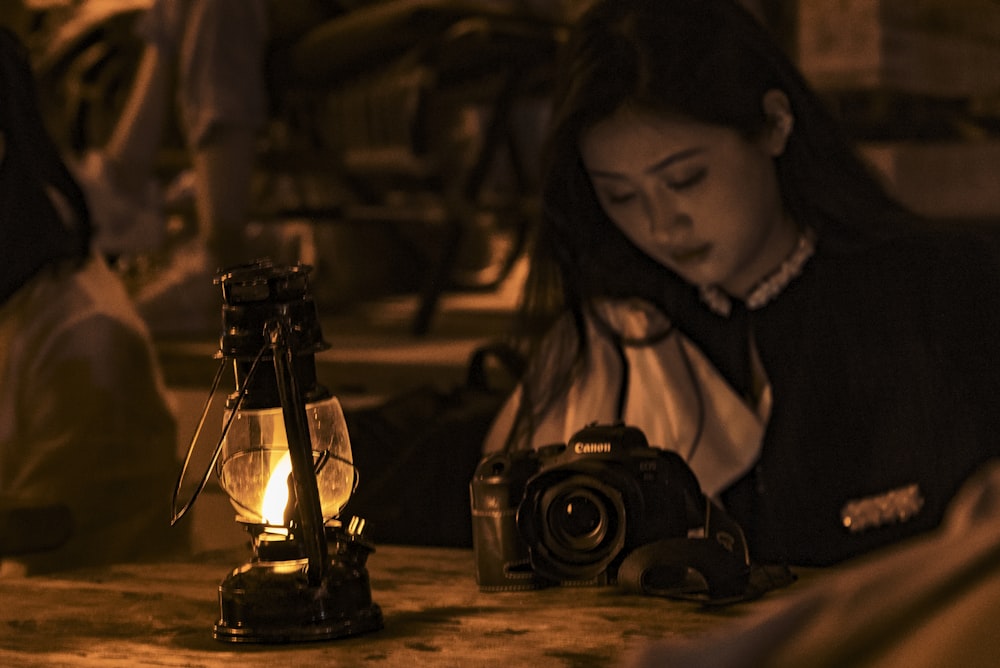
471, 506, 549, 591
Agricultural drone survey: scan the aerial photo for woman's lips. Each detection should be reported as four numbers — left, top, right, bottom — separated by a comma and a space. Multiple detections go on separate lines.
668, 243, 711, 264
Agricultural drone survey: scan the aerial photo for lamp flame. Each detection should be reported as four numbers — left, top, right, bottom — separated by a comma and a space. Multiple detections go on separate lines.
262, 452, 293, 526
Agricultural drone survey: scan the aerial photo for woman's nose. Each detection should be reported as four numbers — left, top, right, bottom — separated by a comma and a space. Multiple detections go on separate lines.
644, 186, 687, 239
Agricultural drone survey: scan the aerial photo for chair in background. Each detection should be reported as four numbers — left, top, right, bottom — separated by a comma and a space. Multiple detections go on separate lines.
261, 0, 567, 334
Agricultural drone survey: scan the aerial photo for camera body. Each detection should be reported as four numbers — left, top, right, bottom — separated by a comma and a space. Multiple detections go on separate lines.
471, 423, 707, 590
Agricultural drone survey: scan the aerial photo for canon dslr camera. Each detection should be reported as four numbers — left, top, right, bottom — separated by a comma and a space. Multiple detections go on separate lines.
470, 423, 750, 596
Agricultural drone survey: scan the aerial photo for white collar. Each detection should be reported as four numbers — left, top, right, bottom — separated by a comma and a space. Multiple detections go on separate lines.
698, 229, 816, 317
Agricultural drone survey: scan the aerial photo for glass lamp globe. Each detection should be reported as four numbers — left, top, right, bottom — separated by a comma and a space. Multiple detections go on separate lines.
217, 395, 355, 527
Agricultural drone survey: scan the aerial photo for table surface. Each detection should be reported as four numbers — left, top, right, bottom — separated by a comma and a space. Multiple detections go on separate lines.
0, 544, 806, 667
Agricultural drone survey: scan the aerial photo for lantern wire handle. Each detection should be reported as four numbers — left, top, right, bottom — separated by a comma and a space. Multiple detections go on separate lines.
170, 342, 269, 526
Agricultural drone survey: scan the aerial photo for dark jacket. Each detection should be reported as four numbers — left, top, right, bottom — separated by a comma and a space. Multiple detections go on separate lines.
693, 226, 1000, 565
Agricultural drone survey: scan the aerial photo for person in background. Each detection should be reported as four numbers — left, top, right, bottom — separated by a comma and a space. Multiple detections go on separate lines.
73, 0, 279, 335
483, 0, 1000, 567
0, 27, 183, 575
73, 0, 583, 336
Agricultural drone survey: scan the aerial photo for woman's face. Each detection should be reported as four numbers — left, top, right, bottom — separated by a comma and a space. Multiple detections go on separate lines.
579, 103, 797, 298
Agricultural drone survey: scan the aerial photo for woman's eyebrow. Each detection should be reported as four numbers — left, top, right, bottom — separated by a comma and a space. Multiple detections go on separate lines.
586, 146, 706, 179
643, 146, 705, 175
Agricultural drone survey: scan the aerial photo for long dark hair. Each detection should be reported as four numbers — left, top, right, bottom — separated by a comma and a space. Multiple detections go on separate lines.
506, 0, 914, 447
0, 27, 92, 303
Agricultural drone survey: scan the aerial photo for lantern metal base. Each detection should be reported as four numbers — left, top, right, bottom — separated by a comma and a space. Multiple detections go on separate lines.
213, 525, 383, 643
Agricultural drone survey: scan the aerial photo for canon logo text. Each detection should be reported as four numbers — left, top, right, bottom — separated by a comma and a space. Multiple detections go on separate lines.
574, 442, 612, 454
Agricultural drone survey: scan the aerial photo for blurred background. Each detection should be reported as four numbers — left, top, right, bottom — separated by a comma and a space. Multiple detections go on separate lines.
7, 1, 1000, 335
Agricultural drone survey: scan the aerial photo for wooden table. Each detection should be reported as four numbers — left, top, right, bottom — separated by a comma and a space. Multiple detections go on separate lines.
0, 544, 802, 667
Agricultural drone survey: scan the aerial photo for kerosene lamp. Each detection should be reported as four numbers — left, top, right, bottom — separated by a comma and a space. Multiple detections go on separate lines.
171, 260, 382, 643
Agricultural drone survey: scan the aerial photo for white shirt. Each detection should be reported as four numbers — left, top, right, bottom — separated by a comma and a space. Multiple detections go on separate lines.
0, 255, 182, 574
483, 298, 769, 497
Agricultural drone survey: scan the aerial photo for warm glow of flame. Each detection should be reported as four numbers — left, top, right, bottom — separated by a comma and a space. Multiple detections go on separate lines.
262, 452, 292, 525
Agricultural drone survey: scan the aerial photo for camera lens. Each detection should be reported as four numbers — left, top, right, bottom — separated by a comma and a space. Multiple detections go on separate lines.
533, 474, 626, 568
548, 490, 607, 551
519, 468, 631, 581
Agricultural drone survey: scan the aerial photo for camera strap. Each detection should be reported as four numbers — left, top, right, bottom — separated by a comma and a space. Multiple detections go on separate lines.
617, 498, 796, 604
617, 539, 795, 604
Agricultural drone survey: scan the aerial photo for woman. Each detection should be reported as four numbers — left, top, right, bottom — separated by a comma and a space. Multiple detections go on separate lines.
483, 0, 1000, 566
0, 28, 183, 574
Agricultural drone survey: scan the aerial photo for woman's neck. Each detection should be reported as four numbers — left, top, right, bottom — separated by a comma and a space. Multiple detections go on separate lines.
700, 225, 816, 317
722, 213, 800, 299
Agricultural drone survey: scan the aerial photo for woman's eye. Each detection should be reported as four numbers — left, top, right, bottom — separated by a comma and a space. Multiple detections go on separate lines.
604, 190, 636, 205
667, 168, 706, 190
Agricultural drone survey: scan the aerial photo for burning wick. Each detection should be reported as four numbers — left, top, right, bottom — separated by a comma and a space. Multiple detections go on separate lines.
262, 452, 293, 525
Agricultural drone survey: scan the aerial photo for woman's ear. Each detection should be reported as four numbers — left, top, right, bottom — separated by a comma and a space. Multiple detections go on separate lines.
761, 89, 794, 156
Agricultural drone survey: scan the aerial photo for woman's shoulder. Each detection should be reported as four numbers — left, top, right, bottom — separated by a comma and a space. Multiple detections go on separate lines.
816, 220, 1000, 291
7, 256, 151, 356
804, 221, 1000, 350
